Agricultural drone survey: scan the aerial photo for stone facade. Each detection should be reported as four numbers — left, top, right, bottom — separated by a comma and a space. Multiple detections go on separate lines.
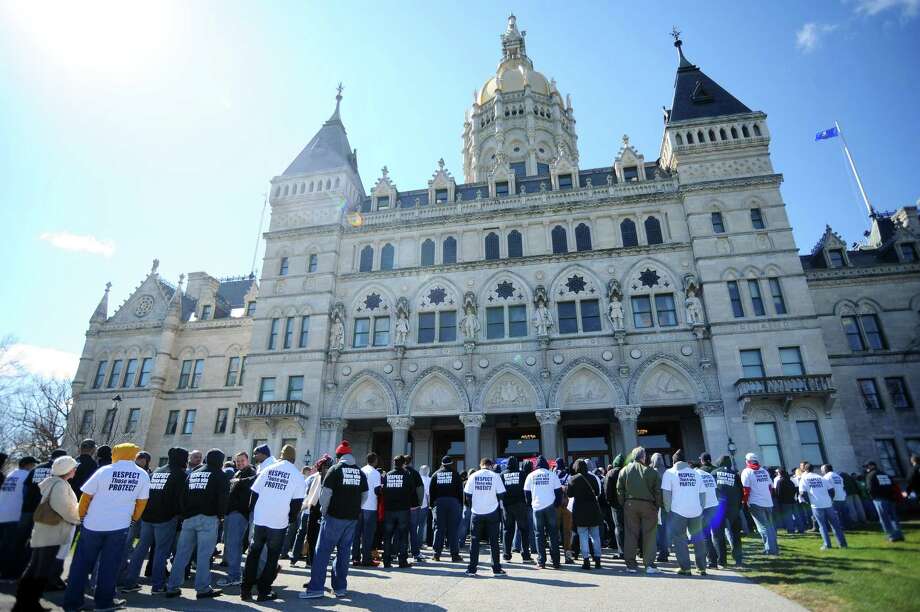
66, 17, 920, 476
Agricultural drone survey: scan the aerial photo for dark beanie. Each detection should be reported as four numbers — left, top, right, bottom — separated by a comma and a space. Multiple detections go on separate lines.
441, 456, 453, 466
700, 452, 711, 464
50, 448, 68, 459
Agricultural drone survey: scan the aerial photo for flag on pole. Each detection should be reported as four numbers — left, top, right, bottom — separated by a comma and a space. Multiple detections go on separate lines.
815, 126, 839, 141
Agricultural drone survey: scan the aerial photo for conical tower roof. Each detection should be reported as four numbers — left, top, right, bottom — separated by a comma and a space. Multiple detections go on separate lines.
668, 32, 751, 123
282, 84, 359, 177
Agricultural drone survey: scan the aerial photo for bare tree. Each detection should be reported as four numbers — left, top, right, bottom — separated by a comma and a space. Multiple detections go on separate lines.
0, 336, 26, 453
10, 378, 73, 458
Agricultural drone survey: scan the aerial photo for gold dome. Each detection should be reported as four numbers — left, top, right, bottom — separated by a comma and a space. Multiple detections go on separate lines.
477, 58, 556, 106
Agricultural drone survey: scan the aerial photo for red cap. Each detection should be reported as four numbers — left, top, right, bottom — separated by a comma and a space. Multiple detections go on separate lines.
335, 440, 352, 456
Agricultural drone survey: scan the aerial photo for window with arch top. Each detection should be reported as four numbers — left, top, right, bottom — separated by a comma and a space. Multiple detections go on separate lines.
507, 230, 523, 258
551, 225, 568, 254
380, 243, 395, 271
443, 236, 457, 264
575, 223, 592, 252
420, 239, 435, 267
620, 219, 638, 247
485, 232, 500, 260
358, 246, 374, 272
644, 217, 663, 245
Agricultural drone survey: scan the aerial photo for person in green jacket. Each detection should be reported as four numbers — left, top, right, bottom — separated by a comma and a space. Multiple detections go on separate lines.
616, 447, 662, 574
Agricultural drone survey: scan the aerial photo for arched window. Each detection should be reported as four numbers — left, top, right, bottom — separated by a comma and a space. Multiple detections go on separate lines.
443, 236, 457, 264
325, 179, 332, 189
507, 230, 523, 258
421, 239, 435, 267
283, 185, 289, 196
359, 246, 374, 272
719, 128, 727, 140
620, 219, 638, 247
575, 223, 592, 252
484, 232, 500, 260
753, 124, 762, 137
708, 129, 716, 142
380, 243, 395, 270
742, 125, 750, 138
687, 132, 694, 144
334, 177, 341, 188
697, 130, 705, 143
675, 133, 683, 146
731, 127, 738, 139
274, 186, 281, 197
308, 181, 314, 192
551, 225, 568, 254
645, 217, 663, 245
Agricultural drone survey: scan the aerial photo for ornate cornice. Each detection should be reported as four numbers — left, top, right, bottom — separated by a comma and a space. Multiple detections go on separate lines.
614, 404, 642, 420
678, 173, 783, 194
534, 409, 561, 425
387, 415, 414, 430
805, 263, 920, 283
459, 413, 486, 428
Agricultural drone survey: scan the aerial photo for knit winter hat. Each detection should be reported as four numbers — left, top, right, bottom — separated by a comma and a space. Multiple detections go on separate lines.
441, 456, 453, 466
745, 452, 760, 463
254, 444, 271, 457
335, 440, 352, 457
52, 455, 78, 477
281, 445, 296, 462
50, 448, 68, 460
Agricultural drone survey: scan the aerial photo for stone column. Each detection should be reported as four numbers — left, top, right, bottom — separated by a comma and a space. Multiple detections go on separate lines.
387, 415, 414, 456
459, 413, 485, 471
535, 410, 561, 460
614, 405, 642, 453
319, 417, 348, 457
694, 401, 727, 457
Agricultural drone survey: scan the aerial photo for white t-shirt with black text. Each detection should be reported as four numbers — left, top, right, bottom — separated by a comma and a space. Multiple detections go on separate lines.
523, 468, 561, 511
823, 471, 846, 502
81, 460, 151, 532
661, 466, 702, 518
361, 465, 381, 511
696, 468, 719, 509
463, 468, 505, 515
741, 466, 774, 508
799, 471, 833, 509
251, 460, 308, 529
0, 468, 30, 523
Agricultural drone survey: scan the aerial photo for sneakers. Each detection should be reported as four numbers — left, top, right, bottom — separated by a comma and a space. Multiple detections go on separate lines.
451, 555, 464, 563
216, 577, 241, 587
492, 568, 506, 577
464, 569, 477, 576
119, 584, 141, 593
334, 589, 348, 598
414, 555, 425, 563
95, 599, 127, 611
300, 590, 324, 599
256, 592, 278, 602
538, 561, 546, 569
165, 589, 181, 598
626, 565, 639, 574
582, 559, 592, 570
433, 554, 441, 562
522, 556, 535, 564
398, 561, 412, 569
196, 588, 222, 599
151, 586, 166, 594
645, 565, 662, 575
699, 569, 708, 576
502, 554, 512, 561
551, 562, 562, 570
564, 552, 575, 564
594, 557, 601, 570
677, 569, 693, 576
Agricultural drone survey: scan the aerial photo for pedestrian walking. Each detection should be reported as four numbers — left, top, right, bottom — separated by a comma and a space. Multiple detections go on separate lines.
741, 452, 779, 555
865, 461, 904, 542
616, 447, 662, 575
662, 450, 707, 576
712, 455, 744, 567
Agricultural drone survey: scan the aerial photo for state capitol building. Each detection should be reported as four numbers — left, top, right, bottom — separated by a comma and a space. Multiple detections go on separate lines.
67, 17, 920, 477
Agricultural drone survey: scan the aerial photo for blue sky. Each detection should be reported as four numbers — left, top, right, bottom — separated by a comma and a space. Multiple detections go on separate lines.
1, 1, 918, 377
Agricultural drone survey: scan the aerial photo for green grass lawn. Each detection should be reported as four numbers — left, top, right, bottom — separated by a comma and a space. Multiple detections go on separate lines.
739, 519, 920, 611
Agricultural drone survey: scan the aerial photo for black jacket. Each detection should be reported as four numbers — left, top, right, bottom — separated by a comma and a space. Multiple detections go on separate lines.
428, 466, 463, 505
907, 464, 920, 497
568, 472, 602, 527
713, 457, 743, 519
228, 465, 257, 516
382, 467, 414, 512
70, 454, 97, 497
143, 448, 188, 524
181, 449, 229, 519
500, 457, 526, 505
405, 465, 424, 508
774, 476, 797, 505
22, 460, 55, 513
867, 468, 895, 501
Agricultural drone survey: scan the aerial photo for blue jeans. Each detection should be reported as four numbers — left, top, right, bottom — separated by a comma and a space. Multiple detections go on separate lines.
306, 515, 357, 594
64, 527, 129, 611
812, 506, 847, 548
383, 510, 409, 564
833, 500, 852, 528
432, 497, 460, 557
167, 514, 218, 593
669, 512, 706, 571
351, 509, 377, 564
458, 504, 472, 546
120, 518, 178, 590
410, 507, 428, 556
700, 506, 719, 564
873, 499, 903, 541
748, 504, 779, 554
222, 512, 248, 581
292, 510, 310, 562
576, 525, 601, 560
467, 509, 500, 572
533, 505, 560, 566
656, 507, 670, 559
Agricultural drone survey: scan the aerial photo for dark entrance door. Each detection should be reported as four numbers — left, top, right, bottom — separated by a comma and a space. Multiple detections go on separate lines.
433, 430, 466, 474
371, 431, 392, 471
564, 427, 611, 470
497, 428, 541, 460
636, 420, 684, 468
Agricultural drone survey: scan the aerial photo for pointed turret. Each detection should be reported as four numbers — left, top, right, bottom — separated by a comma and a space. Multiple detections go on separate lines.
282, 84, 359, 177
90, 282, 111, 325
667, 29, 751, 123
165, 274, 185, 324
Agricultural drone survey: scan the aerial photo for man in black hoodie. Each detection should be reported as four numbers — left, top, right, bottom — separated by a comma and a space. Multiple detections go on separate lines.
501, 456, 532, 563
712, 455, 744, 567
70, 439, 97, 497
165, 449, 228, 599
429, 456, 464, 563
218, 451, 257, 587
119, 447, 188, 593
866, 461, 904, 541
382, 455, 415, 568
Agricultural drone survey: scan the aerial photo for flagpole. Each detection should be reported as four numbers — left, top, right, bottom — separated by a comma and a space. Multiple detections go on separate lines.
835, 120, 875, 217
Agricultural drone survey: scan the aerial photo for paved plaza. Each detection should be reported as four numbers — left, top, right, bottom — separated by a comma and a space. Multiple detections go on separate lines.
0, 548, 802, 612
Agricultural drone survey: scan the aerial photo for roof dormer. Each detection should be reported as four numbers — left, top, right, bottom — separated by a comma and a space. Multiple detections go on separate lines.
550, 140, 579, 191
427, 158, 457, 204
614, 134, 646, 183
370, 165, 397, 211
811, 225, 850, 269
488, 151, 517, 198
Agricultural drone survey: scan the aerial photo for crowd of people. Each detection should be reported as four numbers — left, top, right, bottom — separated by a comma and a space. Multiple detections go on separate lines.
0, 438, 916, 611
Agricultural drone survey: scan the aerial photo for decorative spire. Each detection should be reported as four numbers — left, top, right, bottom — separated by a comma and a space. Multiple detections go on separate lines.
90, 282, 111, 324
328, 82, 344, 123
150, 258, 160, 276
501, 14, 528, 62
671, 26, 693, 69
438, 158, 445, 170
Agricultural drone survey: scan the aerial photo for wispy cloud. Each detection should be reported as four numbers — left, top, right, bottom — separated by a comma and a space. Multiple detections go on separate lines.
0, 344, 79, 380
854, 0, 920, 17
796, 22, 839, 52
39, 231, 115, 257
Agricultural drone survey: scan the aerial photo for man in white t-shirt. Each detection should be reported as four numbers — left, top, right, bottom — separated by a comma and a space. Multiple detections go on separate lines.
661, 451, 707, 576
523, 456, 562, 569
696, 463, 720, 568
351, 453, 382, 567
63, 443, 150, 612
740, 452, 779, 555
820, 464, 851, 528
463, 458, 506, 576
242, 445, 306, 602
0, 455, 37, 580
801, 463, 847, 550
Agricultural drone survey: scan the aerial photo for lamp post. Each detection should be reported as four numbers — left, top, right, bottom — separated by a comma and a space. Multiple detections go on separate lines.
109, 394, 122, 442
727, 437, 737, 469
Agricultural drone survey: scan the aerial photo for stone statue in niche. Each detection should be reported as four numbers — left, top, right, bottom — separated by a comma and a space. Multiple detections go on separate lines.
532, 285, 553, 337
683, 273, 704, 326
329, 302, 346, 351
394, 296, 410, 346
460, 291, 480, 341
606, 278, 625, 331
